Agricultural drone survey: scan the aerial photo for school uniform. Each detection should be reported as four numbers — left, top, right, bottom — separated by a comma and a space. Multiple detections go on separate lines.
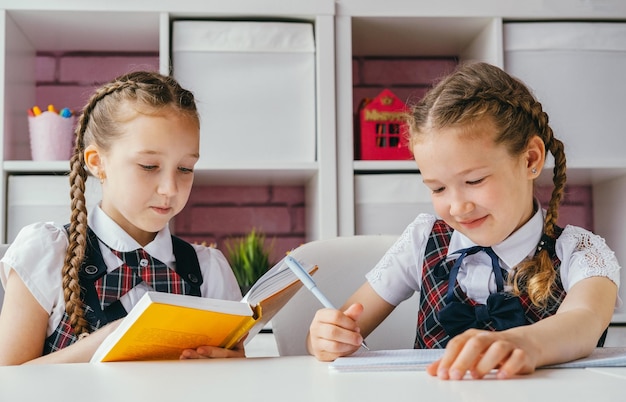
366, 207, 622, 348
0, 205, 241, 353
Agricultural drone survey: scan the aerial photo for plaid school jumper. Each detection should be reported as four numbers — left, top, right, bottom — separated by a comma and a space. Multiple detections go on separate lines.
43, 228, 203, 354
414, 220, 567, 349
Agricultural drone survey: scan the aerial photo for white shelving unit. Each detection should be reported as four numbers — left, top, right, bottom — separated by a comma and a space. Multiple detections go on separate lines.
1, 0, 626, 330
0, 0, 337, 243
334, 1, 626, 326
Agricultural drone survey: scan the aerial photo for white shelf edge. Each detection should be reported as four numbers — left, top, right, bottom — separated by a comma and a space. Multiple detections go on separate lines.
336, 0, 626, 19
3, 160, 318, 186
352, 161, 626, 186
353, 160, 418, 172
2, 1, 335, 16
3, 161, 70, 173
193, 162, 319, 185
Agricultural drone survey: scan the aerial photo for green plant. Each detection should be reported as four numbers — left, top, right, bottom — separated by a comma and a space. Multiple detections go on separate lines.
226, 229, 273, 293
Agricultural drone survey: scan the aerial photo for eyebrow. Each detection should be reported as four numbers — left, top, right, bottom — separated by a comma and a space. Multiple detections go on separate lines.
136, 150, 200, 159
421, 166, 489, 184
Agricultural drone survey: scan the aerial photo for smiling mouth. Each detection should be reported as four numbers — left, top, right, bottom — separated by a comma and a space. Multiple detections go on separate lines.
152, 206, 171, 214
458, 216, 487, 227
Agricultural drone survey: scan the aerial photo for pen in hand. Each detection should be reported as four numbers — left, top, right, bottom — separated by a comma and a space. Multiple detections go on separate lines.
284, 255, 370, 351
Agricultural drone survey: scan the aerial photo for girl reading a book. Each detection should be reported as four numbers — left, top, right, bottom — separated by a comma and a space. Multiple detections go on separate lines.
0, 71, 245, 364
307, 62, 621, 379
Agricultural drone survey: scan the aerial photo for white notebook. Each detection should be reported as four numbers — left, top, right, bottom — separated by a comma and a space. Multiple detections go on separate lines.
329, 347, 626, 373
329, 349, 445, 372
544, 347, 626, 369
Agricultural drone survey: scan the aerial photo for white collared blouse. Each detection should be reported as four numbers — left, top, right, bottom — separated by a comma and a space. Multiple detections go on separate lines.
366, 209, 621, 307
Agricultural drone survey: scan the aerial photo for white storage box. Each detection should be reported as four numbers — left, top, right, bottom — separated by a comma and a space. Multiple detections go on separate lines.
355, 174, 435, 235
172, 21, 316, 165
7, 176, 102, 242
504, 22, 626, 168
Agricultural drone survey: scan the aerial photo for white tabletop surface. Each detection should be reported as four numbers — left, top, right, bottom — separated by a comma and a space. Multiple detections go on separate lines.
586, 367, 626, 379
0, 356, 625, 402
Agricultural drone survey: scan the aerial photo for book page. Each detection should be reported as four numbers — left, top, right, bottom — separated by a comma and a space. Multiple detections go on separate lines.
242, 256, 316, 306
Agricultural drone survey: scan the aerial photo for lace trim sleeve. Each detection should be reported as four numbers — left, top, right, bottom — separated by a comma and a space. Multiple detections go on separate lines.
560, 226, 621, 286
367, 213, 436, 289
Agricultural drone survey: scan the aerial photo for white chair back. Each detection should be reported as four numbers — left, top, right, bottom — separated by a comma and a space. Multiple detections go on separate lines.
271, 235, 420, 356
0, 244, 10, 311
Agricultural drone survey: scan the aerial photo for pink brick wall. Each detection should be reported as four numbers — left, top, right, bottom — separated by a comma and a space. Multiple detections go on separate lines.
36, 52, 160, 115
352, 57, 457, 114
174, 186, 306, 263
536, 184, 594, 231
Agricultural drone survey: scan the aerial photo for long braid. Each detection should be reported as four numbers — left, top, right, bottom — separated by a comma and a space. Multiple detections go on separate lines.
510, 100, 566, 308
62, 81, 134, 336
62, 150, 90, 336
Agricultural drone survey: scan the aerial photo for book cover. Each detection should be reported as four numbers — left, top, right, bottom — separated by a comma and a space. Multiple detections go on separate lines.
91, 256, 316, 362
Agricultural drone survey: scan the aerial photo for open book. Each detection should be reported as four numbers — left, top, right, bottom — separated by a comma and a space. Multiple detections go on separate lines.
90, 256, 316, 362
329, 347, 626, 372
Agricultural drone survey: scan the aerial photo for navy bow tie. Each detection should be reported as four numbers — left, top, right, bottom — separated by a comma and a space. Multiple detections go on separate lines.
437, 246, 528, 338
438, 292, 527, 337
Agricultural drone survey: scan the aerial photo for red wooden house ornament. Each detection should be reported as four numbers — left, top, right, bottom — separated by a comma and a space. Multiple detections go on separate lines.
358, 88, 412, 160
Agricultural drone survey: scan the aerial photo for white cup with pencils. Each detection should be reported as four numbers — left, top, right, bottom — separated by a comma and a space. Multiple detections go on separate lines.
27, 105, 76, 161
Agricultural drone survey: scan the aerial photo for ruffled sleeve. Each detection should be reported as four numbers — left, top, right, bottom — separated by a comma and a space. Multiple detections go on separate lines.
557, 225, 621, 291
366, 213, 436, 306
0, 222, 68, 315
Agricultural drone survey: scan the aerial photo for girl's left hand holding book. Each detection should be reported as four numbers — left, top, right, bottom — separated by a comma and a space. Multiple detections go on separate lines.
180, 337, 246, 359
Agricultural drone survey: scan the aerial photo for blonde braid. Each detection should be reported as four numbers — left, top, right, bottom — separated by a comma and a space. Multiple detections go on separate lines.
62, 151, 90, 336
62, 79, 141, 336
510, 97, 567, 308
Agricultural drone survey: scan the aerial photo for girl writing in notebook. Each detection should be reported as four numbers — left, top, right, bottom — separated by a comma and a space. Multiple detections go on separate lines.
307, 62, 621, 379
0, 71, 244, 364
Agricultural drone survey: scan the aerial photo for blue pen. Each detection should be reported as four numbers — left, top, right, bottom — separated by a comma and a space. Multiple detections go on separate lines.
284, 255, 370, 351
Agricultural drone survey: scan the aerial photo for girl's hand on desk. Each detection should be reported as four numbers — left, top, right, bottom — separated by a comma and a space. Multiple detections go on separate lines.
180, 338, 246, 359
307, 304, 365, 362
426, 329, 537, 380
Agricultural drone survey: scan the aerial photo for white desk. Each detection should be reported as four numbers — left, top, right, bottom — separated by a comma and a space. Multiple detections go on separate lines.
0, 356, 624, 402
587, 367, 626, 380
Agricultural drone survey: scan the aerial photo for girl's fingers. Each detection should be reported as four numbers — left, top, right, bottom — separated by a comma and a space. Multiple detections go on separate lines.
180, 345, 245, 359
180, 338, 246, 359
495, 348, 533, 379
430, 330, 528, 380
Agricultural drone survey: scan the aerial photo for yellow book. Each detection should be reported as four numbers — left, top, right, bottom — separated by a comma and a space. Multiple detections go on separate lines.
90, 256, 317, 362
